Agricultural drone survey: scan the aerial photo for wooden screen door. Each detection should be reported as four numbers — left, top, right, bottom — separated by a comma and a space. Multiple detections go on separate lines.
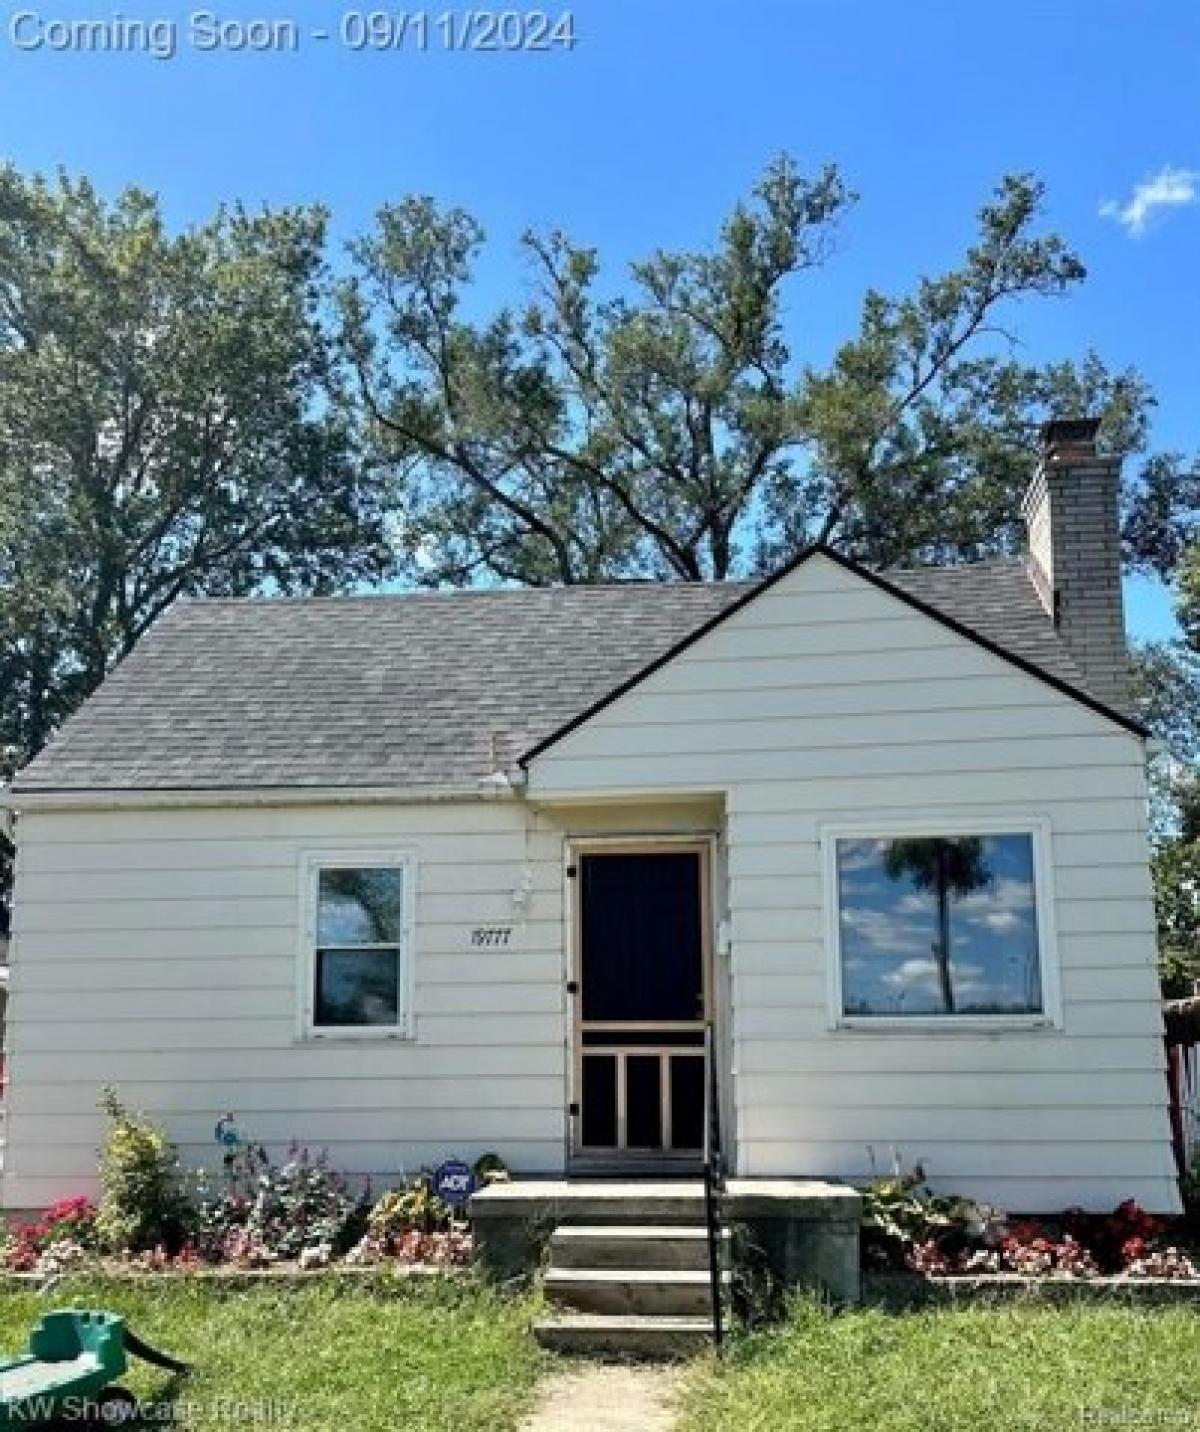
573, 845, 710, 1159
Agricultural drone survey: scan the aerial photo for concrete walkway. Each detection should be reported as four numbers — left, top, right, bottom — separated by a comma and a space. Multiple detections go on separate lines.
519, 1364, 685, 1432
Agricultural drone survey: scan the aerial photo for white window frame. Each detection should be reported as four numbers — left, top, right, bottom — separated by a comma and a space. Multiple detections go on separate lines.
297, 850, 417, 1041
821, 815, 1062, 1033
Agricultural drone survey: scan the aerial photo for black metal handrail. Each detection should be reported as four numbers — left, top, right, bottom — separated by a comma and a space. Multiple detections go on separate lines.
702, 1021, 725, 1353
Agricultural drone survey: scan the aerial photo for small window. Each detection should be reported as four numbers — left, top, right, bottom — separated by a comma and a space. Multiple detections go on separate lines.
302, 858, 413, 1037
827, 827, 1055, 1025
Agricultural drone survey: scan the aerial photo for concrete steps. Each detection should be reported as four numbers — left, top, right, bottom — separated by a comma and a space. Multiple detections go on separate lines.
549, 1223, 724, 1271
545, 1266, 724, 1317
534, 1219, 725, 1358
532, 1313, 714, 1359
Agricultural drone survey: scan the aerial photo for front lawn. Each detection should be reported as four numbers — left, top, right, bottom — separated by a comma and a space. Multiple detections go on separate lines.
0, 1275, 545, 1431
679, 1298, 1200, 1432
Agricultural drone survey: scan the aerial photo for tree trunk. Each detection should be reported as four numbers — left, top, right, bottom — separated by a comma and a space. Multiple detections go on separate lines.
934, 844, 956, 1014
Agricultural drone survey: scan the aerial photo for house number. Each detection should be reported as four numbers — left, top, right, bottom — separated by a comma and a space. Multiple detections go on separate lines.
471, 926, 513, 947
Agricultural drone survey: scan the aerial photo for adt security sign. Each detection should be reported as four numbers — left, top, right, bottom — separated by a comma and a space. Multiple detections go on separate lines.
433, 1159, 476, 1209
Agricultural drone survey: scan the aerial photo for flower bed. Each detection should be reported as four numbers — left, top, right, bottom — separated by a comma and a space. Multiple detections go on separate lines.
1, 1090, 492, 1280
861, 1162, 1200, 1286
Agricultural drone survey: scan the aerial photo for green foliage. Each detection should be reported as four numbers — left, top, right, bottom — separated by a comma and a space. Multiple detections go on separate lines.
1181, 543, 1200, 645
368, 1177, 451, 1240
860, 1166, 997, 1262
1134, 538, 1200, 982
1159, 943, 1199, 1000
1153, 839, 1200, 996
1182, 1154, 1200, 1231
342, 157, 853, 584
1123, 453, 1200, 581
0, 166, 397, 775
472, 1151, 509, 1185
344, 160, 1189, 588
1135, 643, 1200, 777
95, 1088, 191, 1254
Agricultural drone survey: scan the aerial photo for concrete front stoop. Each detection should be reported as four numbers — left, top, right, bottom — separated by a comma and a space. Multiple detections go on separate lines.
470, 1178, 862, 1359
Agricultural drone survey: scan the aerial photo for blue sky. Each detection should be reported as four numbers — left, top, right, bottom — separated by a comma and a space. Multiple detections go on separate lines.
1, 0, 1196, 638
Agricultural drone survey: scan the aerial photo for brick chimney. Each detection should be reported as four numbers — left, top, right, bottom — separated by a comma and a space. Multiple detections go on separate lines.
1021, 418, 1129, 712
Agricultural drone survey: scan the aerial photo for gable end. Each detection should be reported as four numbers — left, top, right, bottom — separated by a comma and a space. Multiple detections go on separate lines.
519, 544, 1147, 767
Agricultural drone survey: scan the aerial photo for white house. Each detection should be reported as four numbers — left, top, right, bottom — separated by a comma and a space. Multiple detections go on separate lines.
1, 420, 1180, 1215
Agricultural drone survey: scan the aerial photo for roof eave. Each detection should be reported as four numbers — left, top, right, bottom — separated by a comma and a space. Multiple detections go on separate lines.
5, 781, 524, 813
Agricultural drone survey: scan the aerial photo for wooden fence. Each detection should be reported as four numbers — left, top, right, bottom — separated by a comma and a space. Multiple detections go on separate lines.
1165, 997, 1200, 1176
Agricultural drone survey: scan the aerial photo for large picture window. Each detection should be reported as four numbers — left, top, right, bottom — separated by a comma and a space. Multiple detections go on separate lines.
301, 856, 414, 1038
826, 825, 1056, 1025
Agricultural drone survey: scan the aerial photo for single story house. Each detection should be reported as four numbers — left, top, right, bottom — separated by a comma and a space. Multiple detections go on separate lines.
1, 420, 1181, 1214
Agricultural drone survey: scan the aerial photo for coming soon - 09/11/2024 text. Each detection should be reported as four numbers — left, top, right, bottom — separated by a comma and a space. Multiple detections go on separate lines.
7, 7, 580, 59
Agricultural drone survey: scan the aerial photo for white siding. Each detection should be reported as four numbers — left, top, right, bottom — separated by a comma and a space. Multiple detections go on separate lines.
4, 801, 572, 1208
3, 796, 717, 1208
528, 554, 1178, 1213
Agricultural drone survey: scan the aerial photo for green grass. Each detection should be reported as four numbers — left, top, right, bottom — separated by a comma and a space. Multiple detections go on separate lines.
679, 1298, 1200, 1432
0, 1274, 546, 1431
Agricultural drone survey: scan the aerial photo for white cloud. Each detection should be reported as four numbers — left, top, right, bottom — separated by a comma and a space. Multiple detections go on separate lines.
955, 877, 1032, 915
883, 957, 939, 989
841, 908, 929, 956
837, 841, 888, 873
1100, 165, 1199, 237
976, 910, 1021, 933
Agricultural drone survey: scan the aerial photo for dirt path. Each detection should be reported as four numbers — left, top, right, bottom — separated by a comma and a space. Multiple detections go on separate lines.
519, 1363, 686, 1432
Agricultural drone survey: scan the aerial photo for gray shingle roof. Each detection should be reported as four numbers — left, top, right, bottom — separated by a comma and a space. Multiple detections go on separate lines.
12, 556, 1113, 794
884, 559, 1094, 693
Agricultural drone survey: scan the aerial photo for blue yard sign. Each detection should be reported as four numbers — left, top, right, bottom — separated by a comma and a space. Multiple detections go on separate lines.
433, 1159, 476, 1208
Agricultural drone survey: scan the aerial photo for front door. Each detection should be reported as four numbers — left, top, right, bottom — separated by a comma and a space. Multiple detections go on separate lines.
573, 846, 710, 1160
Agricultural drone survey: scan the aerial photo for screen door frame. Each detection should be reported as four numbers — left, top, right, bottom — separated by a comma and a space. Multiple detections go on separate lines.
566, 835, 715, 1162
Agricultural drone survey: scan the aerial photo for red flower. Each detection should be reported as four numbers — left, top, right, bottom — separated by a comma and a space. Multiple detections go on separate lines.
1120, 1236, 1149, 1267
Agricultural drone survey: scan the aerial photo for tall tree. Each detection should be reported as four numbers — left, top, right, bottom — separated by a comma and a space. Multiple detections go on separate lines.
342, 160, 1192, 586
0, 168, 397, 779
340, 159, 854, 584
1137, 540, 1200, 992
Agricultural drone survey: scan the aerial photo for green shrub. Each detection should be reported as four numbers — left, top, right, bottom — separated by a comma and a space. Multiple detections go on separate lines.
472, 1152, 509, 1186
95, 1087, 192, 1254
1153, 838, 1200, 996
1159, 944, 1199, 1000
1182, 1153, 1200, 1233
860, 1163, 999, 1269
368, 1176, 451, 1243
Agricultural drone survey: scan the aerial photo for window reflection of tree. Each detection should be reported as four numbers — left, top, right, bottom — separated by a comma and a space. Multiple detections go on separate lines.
317, 950, 398, 1025
882, 838, 991, 1015
321, 869, 402, 943
315, 868, 403, 1026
